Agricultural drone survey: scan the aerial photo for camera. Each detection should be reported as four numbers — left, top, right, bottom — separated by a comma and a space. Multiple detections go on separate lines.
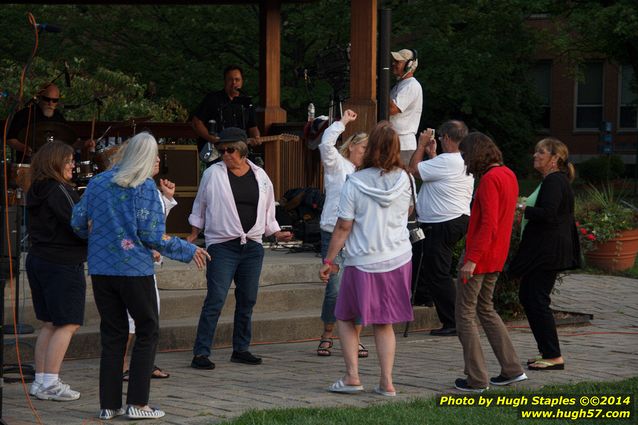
409, 227, 425, 244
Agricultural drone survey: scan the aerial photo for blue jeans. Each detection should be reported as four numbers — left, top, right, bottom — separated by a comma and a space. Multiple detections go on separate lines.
320, 230, 344, 325
193, 239, 264, 357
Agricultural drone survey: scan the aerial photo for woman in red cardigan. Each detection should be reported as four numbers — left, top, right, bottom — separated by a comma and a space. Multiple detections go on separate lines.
453, 132, 527, 393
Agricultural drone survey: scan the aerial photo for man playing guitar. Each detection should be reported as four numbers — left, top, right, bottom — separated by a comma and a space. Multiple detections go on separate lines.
191, 65, 261, 166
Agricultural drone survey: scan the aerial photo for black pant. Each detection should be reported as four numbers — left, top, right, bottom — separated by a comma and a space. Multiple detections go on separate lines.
92, 275, 159, 409
519, 268, 561, 359
414, 215, 469, 328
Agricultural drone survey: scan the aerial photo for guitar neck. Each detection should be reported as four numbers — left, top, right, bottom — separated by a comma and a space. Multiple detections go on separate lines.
249, 135, 281, 144
248, 133, 299, 144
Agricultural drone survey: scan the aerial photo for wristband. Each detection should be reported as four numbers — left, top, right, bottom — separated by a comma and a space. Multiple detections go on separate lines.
322, 259, 334, 266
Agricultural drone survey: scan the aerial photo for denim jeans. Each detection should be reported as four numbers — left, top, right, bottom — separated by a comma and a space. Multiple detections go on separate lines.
320, 230, 344, 325
193, 239, 264, 357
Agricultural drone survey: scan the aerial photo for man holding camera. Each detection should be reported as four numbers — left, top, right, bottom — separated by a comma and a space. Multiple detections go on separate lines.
408, 120, 474, 336
389, 48, 423, 166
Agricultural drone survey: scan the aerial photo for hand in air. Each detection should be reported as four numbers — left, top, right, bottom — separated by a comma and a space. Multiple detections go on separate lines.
340, 109, 357, 126
159, 179, 176, 200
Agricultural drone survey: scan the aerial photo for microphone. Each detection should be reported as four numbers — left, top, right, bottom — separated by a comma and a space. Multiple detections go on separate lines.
37, 23, 62, 33
64, 61, 72, 88
207, 119, 217, 136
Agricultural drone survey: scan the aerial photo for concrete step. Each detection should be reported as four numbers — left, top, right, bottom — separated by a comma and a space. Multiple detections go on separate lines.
5, 306, 441, 362
5, 283, 328, 327
3, 248, 442, 362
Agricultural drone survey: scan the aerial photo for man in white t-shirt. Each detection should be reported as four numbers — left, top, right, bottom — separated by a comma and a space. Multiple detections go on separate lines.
389, 48, 423, 166
409, 120, 474, 336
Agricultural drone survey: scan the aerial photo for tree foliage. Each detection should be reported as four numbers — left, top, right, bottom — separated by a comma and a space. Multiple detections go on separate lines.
543, 0, 638, 78
4, 1, 632, 175
386, 0, 543, 173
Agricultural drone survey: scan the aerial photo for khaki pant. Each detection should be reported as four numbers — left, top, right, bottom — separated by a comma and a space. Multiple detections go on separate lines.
455, 272, 524, 388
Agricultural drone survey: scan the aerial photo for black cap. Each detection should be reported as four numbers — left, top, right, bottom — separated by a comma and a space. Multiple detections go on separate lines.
218, 127, 247, 144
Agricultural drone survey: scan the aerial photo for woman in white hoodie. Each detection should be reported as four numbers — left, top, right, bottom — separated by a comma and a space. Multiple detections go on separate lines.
316, 109, 368, 357
319, 121, 414, 397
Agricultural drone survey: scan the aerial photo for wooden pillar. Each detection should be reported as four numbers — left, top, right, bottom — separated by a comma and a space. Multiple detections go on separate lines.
344, 0, 377, 137
258, 0, 287, 199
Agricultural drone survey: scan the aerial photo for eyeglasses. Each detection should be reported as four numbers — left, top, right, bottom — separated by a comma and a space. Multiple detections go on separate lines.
40, 95, 60, 103
218, 147, 236, 155
65, 159, 75, 165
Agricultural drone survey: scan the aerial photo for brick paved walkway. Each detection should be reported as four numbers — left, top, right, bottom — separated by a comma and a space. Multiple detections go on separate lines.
2, 273, 637, 424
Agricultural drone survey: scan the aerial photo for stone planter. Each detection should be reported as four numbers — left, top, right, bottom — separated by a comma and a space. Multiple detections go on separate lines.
585, 228, 638, 272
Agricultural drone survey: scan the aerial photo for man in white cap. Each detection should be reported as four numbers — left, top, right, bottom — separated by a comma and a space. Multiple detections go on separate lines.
389, 49, 423, 165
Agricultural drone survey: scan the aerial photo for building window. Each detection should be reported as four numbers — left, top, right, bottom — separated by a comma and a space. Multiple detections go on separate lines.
620, 65, 637, 129
531, 61, 551, 130
575, 62, 603, 129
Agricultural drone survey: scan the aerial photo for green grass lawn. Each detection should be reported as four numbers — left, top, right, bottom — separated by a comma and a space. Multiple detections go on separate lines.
219, 377, 637, 425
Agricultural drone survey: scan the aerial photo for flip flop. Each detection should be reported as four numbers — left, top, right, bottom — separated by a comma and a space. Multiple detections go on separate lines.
528, 360, 565, 371
526, 355, 543, 365
151, 365, 170, 379
374, 386, 396, 397
328, 378, 364, 394
358, 343, 369, 358
317, 338, 333, 357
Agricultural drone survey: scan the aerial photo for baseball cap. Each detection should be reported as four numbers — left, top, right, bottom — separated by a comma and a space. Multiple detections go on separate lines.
391, 49, 414, 62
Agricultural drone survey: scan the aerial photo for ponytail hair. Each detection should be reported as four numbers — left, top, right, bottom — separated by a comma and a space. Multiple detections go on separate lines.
535, 137, 575, 182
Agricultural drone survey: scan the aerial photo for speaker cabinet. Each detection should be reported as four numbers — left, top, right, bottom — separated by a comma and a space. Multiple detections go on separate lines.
165, 192, 196, 237
154, 145, 200, 192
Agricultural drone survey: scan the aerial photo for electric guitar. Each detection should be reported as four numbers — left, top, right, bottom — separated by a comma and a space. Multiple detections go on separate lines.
200, 133, 300, 163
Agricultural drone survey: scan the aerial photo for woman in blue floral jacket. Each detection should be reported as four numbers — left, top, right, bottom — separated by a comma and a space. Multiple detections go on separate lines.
72, 132, 209, 420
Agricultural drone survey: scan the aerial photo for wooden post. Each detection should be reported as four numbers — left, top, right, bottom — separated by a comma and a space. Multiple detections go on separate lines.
258, 0, 287, 199
343, 0, 377, 138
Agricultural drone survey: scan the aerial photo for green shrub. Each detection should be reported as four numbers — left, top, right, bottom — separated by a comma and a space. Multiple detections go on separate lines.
577, 155, 625, 183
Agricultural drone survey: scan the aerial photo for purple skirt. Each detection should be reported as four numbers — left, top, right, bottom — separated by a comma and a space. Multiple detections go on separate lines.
335, 261, 413, 326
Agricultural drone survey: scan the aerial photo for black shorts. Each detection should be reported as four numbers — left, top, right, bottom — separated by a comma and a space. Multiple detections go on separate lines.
26, 253, 86, 326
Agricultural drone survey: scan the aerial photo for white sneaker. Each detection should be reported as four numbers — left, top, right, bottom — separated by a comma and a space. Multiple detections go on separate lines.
29, 381, 42, 396
98, 407, 126, 420
35, 380, 81, 401
126, 405, 165, 419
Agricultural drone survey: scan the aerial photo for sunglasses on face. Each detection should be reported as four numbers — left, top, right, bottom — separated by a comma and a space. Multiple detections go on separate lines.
40, 95, 59, 103
218, 147, 236, 155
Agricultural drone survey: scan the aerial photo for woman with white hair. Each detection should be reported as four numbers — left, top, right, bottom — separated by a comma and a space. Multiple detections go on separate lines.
72, 132, 209, 420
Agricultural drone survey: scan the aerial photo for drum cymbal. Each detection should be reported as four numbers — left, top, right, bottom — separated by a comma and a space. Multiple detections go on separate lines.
18, 121, 78, 152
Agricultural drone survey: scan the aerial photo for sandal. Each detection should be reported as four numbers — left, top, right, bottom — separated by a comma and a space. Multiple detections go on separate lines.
358, 343, 369, 358
151, 365, 170, 379
122, 370, 129, 382
528, 360, 565, 371
317, 338, 333, 356
526, 355, 543, 365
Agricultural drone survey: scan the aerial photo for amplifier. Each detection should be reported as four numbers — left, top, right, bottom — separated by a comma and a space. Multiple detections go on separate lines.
165, 192, 196, 237
154, 145, 200, 192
